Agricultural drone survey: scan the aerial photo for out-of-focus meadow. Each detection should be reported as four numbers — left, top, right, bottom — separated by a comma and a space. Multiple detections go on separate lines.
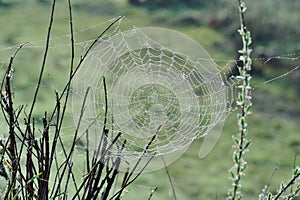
0, 0, 299, 199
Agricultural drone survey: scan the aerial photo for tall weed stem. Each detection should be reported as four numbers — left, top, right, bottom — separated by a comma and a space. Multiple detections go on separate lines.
227, 0, 252, 199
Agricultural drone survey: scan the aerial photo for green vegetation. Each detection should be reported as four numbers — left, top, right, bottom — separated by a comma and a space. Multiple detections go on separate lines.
0, 0, 299, 199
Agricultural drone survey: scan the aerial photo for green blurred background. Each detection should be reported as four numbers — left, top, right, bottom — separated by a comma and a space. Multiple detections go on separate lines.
0, 0, 299, 199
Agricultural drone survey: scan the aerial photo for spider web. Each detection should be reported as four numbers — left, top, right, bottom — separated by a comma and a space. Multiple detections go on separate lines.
71, 26, 234, 172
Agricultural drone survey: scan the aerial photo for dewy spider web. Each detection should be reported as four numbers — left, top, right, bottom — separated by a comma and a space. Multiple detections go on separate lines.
72, 26, 234, 172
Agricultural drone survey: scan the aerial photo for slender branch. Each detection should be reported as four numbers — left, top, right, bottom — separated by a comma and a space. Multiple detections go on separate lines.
48, 15, 123, 124
147, 187, 157, 200
228, 0, 252, 199
47, 15, 123, 170
111, 126, 161, 200
27, 0, 56, 122
162, 156, 177, 200
3, 44, 26, 200
273, 169, 300, 200
51, 87, 90, 198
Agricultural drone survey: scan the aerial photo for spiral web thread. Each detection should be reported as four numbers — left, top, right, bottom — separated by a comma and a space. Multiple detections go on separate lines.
72, 26, 234, 166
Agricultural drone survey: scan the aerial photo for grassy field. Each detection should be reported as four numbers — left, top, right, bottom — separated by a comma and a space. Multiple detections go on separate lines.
0, 1, 299, 199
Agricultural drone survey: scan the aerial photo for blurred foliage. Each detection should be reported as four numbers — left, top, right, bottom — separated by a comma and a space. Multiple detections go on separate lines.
128, 0, 228, 9
3, 0, 299, 57
0, 0, 45, 5
128, 0, 299, 58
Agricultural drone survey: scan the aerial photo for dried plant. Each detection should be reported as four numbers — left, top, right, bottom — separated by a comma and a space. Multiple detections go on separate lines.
0, 0, 156, 199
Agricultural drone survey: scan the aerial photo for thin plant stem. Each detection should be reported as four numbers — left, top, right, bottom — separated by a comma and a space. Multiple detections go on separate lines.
2, 44, 26, 200
27, 0, 56, 122
51, 87, 90, 198
273, 169, 300, 200
147, 187, 157, 200
227, 0, 252, 199
162, 156, 177, 200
